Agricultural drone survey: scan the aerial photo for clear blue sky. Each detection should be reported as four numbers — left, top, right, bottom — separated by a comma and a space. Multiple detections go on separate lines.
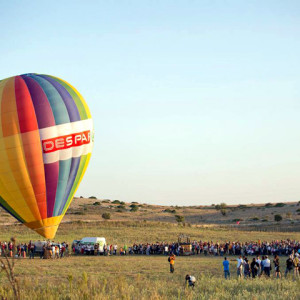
1, 1, 300, 205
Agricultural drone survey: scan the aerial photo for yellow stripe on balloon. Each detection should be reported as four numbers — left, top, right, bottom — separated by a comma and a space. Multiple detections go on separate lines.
0, 78, 41, 222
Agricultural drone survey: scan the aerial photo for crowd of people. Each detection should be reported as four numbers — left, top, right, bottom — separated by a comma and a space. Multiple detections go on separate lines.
76, 239, 300, 257
0, 240, 69, 259
222, 253, 300, 279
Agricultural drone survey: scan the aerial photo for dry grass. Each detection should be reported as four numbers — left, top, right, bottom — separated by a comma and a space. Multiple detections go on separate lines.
0, 256, 299, 299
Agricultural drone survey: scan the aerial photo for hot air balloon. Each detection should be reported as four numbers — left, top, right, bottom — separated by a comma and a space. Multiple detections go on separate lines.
0, 74, 93, 239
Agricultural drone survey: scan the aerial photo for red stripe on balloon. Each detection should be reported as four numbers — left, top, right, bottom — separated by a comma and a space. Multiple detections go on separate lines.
14, 76, 48, 219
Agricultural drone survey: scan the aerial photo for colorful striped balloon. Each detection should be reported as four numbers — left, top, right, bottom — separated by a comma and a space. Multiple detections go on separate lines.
0, 74, 93, 239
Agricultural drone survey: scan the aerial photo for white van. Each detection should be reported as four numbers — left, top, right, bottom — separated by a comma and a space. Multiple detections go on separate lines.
80, 237, 106, 253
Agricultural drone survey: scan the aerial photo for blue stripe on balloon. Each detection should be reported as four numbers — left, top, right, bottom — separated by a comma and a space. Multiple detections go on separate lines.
28, 75, 70, 125
39, 75, 81, 122
52, 159, 72, 216
57, 157, 81, 215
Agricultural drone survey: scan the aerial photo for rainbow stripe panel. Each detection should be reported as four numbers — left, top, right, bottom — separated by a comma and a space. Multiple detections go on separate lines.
0, 74, 93, 239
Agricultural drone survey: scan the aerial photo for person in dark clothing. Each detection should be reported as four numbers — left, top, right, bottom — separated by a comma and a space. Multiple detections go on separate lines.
250, 258, 259, 278
243, 258, 251, 278
273, 255, 281, 278
285, 256, 294, 278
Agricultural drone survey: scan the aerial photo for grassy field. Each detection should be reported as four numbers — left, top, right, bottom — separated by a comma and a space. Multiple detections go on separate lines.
0, 200, 299, 299
0, 255, 299, 299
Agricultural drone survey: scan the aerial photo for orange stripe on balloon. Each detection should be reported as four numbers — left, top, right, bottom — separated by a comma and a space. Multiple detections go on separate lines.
1, 78, 41, 221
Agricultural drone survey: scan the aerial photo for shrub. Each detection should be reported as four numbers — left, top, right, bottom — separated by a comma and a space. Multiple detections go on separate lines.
274, 214, 282, 222
102, 200, 110, 203
93, 201, 101, 206
296, 208, 300, 212
112, 200, 121, 204
265, 203, 273, 208
275, 203, 285, 207
131, 202, 138, 204
102, 213, 111, 220
175, 215, 185, 223
164, 209, 176, 214
262, 219, 268, 222
89, 196, 97, 199
130, 205, 139, 212
251, 217, 259, 221
220, 209, 226, 216
238, 205, 248, 209
215, 203, 227, 211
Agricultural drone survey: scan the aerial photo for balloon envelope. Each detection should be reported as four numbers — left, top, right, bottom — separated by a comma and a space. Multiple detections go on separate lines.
0, 74, 93, 238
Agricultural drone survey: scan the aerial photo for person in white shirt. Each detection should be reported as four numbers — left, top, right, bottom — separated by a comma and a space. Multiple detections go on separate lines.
263, 255, 271, 277
256, 255, 261, 275
236, 255, 244, 278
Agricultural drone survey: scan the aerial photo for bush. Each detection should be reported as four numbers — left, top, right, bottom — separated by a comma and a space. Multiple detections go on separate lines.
296, 208, 300, 212
251, 217, 259, 221
93, 201, 101, 206
102, 200, 110, 203
232, 218, 243, 222
215, 203, 227, 211
175, 215, 185, 223
130, 205, 139, 212
274, 214, 282, 222
89, 196, 97, 199
220, 209, 226, 216
112, 200, 121, 204
275, 203, 285, 207
238, 205, 248, 209
262, 219, 268, 222
164, 209, 176, 214
102, 213, 111, 220
265, 203, 273, 208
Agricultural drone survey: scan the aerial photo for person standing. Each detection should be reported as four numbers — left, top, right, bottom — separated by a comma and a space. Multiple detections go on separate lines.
285, 255, 294, 278
293, 254, 299, 278
243, 258, 251, 279
273, 255, 281, 279
236, 255, 243, 278
168, 253, 176, 273
250, 258, 259, 278
223, 257, 230, 279
256, 255, 261, 276
263, 256, 271, 277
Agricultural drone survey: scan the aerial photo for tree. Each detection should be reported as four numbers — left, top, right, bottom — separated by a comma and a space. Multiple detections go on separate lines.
175, 215, 185, 223
102, 213, 111, 220
220, 208, 226, 216
274, 214, 282, 222
130, 205, 138, 212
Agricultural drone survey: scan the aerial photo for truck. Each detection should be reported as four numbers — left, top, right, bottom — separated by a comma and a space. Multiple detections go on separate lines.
79, 237, 106, 255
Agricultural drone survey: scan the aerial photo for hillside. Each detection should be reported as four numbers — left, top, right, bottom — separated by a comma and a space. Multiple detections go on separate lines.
1, 197, 299, 232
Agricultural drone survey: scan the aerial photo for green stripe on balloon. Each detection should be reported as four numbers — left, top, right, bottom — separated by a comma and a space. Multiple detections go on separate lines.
49, 76, 88, 120
0, 196, 25, 223
62, 154, 88, 214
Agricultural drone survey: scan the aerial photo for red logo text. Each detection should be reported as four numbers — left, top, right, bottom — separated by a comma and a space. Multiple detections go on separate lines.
42, 130, 91, 153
